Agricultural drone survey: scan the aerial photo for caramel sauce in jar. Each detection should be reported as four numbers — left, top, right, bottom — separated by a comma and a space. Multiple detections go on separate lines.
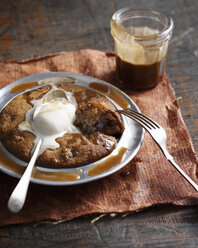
111, 6, 173, 90
88, 147, 127, 176
11, 81, 38, 93
116, 56, 163, 90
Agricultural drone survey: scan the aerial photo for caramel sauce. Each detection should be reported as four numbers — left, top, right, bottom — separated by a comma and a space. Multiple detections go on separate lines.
11, 81, 38, 93
3, 78, 127, 181
88, 147, 127, 176
0, 145, 25, 174
0, 144, 79, 182
89, 82, 128, 109
32, 170, 79, 181
11, 77, 77, 94
116, 56, 163, 90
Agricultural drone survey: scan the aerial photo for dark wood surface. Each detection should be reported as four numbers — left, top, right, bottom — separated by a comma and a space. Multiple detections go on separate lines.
0, 0, 198, 247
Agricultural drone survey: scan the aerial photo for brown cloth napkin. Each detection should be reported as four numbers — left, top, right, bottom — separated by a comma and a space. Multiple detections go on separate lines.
0, 49, 198, 226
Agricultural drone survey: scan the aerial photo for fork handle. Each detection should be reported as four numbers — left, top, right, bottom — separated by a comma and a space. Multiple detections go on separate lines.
168, 157, 198, 191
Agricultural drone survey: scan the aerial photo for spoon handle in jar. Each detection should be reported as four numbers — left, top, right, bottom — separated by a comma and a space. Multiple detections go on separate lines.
7, 139, 42, 213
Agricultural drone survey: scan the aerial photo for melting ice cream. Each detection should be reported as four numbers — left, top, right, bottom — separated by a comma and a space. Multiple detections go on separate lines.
19, 88, 80, 156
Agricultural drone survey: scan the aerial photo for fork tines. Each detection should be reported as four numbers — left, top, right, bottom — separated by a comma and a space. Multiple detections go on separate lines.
118, 109, 160, 130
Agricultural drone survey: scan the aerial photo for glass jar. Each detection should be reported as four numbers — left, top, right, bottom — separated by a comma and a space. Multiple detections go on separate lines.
111, 6, 174, 90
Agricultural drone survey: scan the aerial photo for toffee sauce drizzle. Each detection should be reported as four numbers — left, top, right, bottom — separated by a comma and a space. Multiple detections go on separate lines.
0, 144, 79, 181
88, 147, 127, 176
11, 82, 39, 93
1, 80, 128, 180
89, 82, 129, 109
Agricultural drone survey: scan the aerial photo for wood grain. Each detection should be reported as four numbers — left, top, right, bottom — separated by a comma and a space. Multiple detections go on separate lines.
1, 206, 198, 247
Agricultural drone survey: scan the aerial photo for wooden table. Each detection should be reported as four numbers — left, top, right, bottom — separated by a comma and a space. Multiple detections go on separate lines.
0, 0, 198, 247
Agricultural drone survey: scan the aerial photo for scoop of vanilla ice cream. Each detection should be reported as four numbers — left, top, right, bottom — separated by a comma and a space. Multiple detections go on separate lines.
32, 98, 76, 136
18, 90, 80, 156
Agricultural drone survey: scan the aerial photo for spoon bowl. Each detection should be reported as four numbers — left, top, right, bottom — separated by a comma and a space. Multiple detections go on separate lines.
33, 89, 68, 119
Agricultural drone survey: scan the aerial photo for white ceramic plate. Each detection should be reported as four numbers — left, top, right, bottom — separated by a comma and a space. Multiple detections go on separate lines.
0, 72, 144, 186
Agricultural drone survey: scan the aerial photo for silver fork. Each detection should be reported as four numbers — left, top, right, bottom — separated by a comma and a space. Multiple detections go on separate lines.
118, 108, 198, 191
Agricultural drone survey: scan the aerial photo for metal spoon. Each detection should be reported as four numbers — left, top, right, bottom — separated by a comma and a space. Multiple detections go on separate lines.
8, 89, 68, 213
7, 139, 42, 213
33, 89, 68, 119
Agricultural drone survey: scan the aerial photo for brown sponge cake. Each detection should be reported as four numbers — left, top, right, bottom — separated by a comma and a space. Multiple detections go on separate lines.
59, 84, 124, 137
0, 83, 124, 168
